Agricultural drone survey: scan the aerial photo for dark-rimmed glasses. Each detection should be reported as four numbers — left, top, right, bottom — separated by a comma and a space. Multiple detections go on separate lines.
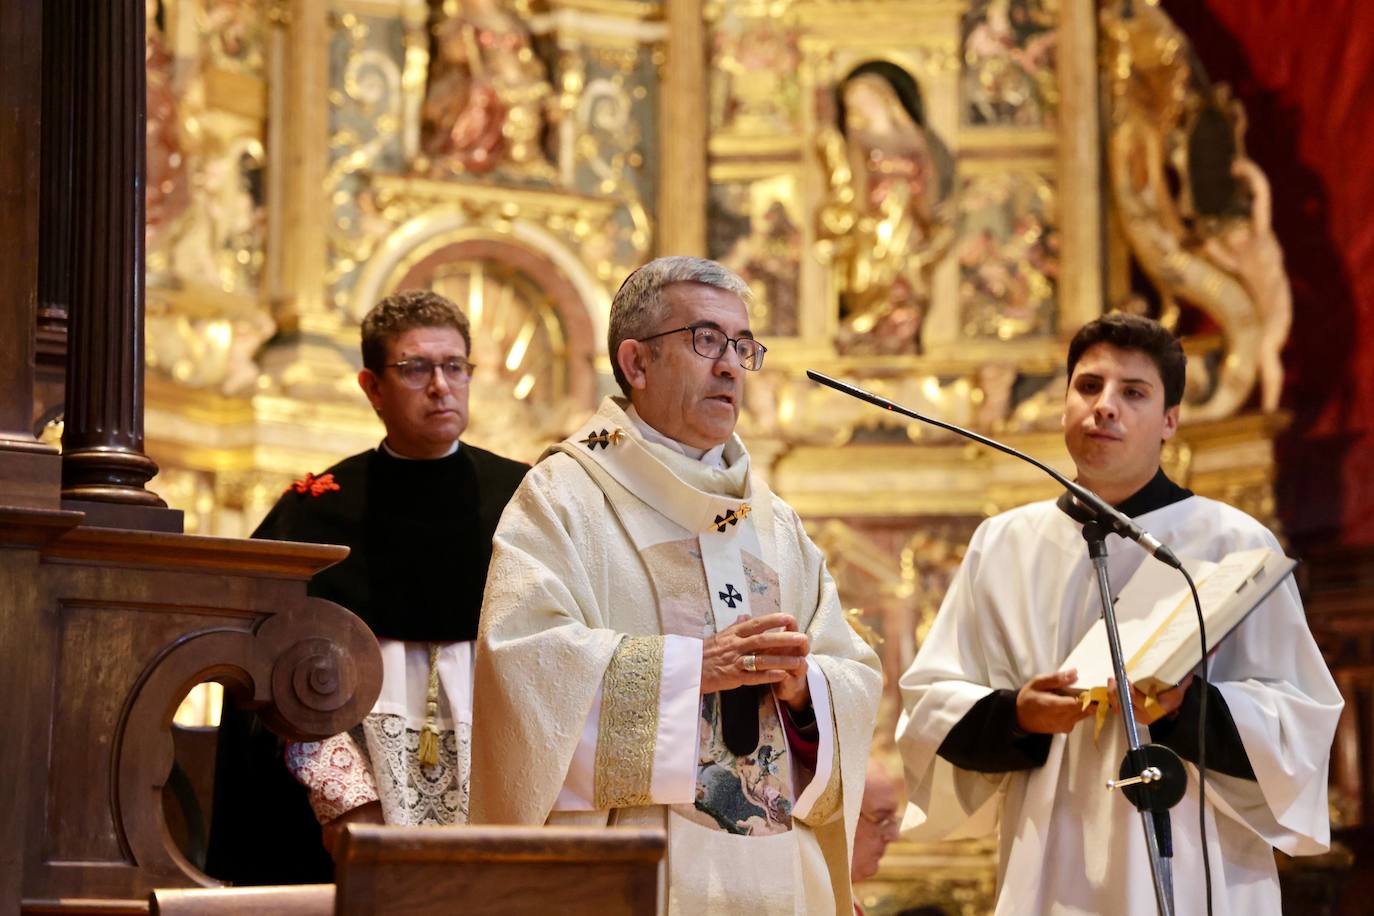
636, 325, 767, 371
384, 357, 476, 389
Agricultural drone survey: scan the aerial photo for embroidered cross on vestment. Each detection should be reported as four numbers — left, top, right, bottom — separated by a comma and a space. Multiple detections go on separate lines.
579, 428, 625, 450
710, 502, 751, 533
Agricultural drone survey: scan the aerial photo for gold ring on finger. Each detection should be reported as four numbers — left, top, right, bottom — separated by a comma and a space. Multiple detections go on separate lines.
740, 654, 757, 672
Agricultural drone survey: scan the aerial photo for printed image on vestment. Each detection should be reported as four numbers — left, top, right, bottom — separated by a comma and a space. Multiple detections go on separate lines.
683, 690, 794, 836
672, 545, 794, 836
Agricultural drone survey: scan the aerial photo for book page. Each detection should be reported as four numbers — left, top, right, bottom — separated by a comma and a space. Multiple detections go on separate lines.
1061, 560, 1208, 693
1064, 548, 1288, 692
1128, 550, 1273, 683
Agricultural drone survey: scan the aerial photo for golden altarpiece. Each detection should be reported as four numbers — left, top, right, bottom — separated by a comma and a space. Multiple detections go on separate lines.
118, 0, 1294, 911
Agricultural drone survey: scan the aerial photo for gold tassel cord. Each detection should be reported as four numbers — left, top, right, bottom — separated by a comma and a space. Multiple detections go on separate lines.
418, 641, 442, 767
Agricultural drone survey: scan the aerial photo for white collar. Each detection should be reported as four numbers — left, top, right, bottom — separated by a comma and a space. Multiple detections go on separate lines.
625, 405, 727, 471
380, 439, 460, 460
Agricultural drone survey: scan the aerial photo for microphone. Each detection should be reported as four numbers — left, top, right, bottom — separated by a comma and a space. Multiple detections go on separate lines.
806, 370, 1183, 570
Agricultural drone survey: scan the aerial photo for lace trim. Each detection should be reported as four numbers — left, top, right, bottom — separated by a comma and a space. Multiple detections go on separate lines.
593, 635, 664, 809
363, 713, 471, 826
286, 731, 380, 823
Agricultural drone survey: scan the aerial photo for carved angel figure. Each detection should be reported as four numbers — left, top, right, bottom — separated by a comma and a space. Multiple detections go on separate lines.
1201, 160, 1291, 412
816, 61, 956, 355
1104, 4, 1289, 418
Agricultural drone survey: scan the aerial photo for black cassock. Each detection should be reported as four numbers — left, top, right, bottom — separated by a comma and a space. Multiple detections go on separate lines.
204, 443, 527, 885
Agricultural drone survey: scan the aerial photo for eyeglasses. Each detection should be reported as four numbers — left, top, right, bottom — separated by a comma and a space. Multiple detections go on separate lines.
859, 808, 900, 832
384, 357, 476, 389
636, 325, 767, 371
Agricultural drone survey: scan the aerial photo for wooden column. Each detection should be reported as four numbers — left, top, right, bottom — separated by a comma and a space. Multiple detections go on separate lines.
54, 0, 167, 511
35, 0, 76, 433
0, 0, 61, 511
656, 0, 708, 257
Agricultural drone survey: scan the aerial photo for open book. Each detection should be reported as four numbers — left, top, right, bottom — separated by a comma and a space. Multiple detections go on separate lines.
1063, 547, 1297, 695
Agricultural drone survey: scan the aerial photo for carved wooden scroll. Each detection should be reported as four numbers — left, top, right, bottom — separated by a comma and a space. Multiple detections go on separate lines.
0, 507, 382, 912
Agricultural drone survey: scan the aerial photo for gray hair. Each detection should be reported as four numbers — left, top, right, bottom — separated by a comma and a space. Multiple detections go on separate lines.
607, 256, 752, 396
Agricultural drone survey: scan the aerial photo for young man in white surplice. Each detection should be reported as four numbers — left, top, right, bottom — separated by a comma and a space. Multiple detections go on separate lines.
896, 313, 1342, 916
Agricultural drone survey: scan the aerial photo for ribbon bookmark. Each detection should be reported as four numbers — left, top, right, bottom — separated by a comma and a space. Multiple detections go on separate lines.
1080, 685, 1167, 744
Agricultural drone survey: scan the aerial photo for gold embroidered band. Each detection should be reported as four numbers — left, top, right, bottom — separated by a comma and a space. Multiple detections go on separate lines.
593, 635, 664, 809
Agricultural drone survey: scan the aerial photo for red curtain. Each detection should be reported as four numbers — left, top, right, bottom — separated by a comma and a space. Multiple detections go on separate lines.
1160, 0, 1374, 547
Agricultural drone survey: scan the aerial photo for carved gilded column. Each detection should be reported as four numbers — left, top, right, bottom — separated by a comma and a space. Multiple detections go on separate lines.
273, 0, 331, 329
55, 0, 165, 508
657, 0, 707, 256
1057, 0, 1106, 335
0, 0, 61, 511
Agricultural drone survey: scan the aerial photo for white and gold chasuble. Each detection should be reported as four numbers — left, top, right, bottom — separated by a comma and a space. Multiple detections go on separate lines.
471, 398, 883, 916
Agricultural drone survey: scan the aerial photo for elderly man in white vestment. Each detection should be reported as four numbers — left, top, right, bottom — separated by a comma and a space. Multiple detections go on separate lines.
469, 256, 883, 915
896, 313, 1343, 916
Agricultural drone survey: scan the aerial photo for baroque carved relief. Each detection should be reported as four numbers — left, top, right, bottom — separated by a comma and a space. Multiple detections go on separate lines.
707, 1, 803, 139
144, 0, 274, 396
957, 170, 1058, 341
1103, 2, 1291, 419
816, 60, 957, 355
960, 0, 1059, 128
418, 0, 558, 180
709, 175, 804, 337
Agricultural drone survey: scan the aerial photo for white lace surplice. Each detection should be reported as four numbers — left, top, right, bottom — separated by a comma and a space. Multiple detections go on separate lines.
287, 639, 474, 826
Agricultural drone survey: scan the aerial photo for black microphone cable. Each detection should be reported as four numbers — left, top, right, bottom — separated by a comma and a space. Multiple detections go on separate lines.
1180, 567, 1213, 916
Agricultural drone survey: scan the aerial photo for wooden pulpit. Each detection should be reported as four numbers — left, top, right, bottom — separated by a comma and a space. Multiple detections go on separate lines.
334, 825, 665, 915
145, 826, 664, 915
0, 1, 388, 913
0, 512, 383, 912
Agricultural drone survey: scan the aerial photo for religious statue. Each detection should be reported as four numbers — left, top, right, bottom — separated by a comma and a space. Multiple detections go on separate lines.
1104, 3, 1290, 419
1201, 159, 1292, 412
419, 0, 556, 180
816, 61, 956, 355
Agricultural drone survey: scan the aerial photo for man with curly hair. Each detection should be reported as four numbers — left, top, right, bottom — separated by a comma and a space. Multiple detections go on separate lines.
207, 289, 527, 885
